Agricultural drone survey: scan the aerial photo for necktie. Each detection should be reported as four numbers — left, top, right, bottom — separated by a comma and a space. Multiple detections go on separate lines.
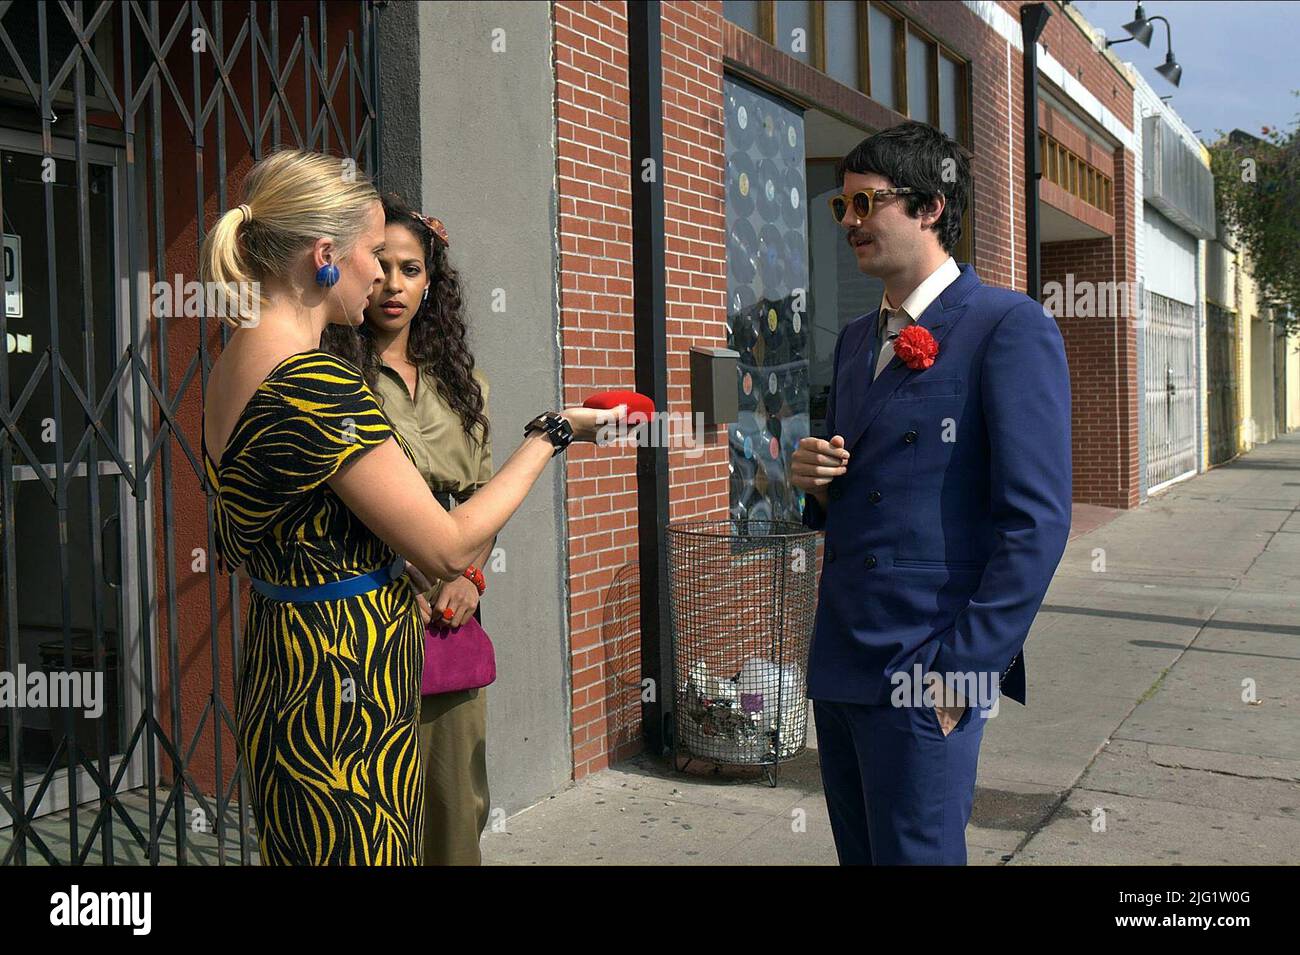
874, 306, 912, 380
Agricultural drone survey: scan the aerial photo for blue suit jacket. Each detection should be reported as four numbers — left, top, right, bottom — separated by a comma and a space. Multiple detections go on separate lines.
801, 264, 1071, 706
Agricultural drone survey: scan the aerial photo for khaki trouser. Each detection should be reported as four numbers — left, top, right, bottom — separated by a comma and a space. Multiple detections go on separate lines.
417, 687, 490, 865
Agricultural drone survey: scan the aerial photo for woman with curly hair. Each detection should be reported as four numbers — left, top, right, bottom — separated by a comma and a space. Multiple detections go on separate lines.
324, 192, 494, 865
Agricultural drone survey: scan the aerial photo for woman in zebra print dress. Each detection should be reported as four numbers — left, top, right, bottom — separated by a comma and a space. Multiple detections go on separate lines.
198, 149, 622, 864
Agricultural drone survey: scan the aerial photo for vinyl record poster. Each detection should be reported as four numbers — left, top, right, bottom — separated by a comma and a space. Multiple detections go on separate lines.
724, 77, 810, 526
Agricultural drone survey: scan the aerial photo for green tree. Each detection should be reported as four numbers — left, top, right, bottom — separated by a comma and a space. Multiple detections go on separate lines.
1208, 93, 1300, 337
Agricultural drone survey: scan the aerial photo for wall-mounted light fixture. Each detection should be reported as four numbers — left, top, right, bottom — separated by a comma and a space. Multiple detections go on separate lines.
1106, 3, 1182, 87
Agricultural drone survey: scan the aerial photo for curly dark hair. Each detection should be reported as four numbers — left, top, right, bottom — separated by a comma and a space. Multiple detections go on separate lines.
323, 192, 490, 447
835, 121, 971, 255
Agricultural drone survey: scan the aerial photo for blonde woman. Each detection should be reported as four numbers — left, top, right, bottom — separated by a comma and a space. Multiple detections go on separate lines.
199, 149, 622, 865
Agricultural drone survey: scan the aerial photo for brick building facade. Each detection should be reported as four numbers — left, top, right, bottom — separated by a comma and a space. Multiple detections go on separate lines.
548, 0, 1142, 777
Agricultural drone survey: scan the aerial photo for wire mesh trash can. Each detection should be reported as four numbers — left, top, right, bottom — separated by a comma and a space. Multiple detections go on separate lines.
666, 518, 818, 786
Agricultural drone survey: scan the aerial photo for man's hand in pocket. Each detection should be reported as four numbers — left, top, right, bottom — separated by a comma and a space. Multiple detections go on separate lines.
924, 672, 966, 737
934, 702, 966, 736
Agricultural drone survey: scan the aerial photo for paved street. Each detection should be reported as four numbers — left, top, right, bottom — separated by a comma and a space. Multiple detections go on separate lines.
482, 433, 1300, 865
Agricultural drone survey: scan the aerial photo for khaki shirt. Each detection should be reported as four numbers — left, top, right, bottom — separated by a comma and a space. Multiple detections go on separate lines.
372, 362, 494, 601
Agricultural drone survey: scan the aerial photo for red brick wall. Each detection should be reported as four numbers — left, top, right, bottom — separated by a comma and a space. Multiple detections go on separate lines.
553, 0, 1145, 780
553, 0, 637, 779
965, 13, 1021, 292
1001, 0, 1134, 122
661, 1, 729, 526
1041, 149, 1139, 508
554, 1, 729, 780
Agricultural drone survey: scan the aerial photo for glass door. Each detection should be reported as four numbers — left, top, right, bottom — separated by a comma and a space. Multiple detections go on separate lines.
0, 130, 146, 828
724, 76, 813, 528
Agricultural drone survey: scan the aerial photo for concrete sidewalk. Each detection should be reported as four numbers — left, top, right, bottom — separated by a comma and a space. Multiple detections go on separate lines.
482, 433, 1300, 865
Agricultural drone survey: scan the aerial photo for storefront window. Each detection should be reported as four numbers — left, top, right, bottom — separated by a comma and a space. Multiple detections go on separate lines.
939, 52, 961, 140
868, 4, 898, 110
723, 0, 761, 35
906, 29, 934, 124
775, 1, 814, 65
725, 77, 811, 526
721, 1, 969, 151
824, 0, 860, 90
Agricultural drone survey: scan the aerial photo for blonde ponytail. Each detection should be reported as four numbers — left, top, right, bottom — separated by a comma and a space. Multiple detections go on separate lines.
200, 206, 254, 328
198, 149, 380, 328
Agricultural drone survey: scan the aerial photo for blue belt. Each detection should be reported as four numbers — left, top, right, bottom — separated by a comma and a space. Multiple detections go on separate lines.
248, 557, 408, 603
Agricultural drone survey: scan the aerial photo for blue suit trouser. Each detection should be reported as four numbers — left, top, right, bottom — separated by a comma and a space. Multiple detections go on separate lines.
813, 695, 989, 865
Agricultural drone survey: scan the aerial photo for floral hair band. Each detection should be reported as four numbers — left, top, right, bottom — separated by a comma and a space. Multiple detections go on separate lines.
411, 211, 449, 247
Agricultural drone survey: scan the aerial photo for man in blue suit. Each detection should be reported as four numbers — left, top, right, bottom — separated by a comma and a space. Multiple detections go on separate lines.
792, 122, 1072, 865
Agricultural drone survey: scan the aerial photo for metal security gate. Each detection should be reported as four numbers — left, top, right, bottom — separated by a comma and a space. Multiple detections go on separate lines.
1143, 290, 1198, 492
1206, 303, 1238, 466
0, 0, 381, 865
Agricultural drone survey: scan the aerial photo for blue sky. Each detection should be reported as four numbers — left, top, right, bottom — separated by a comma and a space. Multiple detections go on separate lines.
1074, 0, 1300, 143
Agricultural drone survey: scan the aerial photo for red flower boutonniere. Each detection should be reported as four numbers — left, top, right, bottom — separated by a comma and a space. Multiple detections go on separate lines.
894, 325, 938, 370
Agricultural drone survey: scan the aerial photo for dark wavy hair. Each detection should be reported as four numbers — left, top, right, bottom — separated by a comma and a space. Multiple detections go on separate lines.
835, 121, 971, 255
323, 192, 490, 447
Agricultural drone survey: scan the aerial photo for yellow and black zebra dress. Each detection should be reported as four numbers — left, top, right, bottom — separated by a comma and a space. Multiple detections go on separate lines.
203, 348, 425, 865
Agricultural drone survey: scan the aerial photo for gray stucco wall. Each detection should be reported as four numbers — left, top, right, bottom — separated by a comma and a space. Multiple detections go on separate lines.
377, 0, 571, 817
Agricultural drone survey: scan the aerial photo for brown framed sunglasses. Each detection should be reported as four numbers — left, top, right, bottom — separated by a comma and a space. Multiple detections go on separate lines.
827, 187, 918, 222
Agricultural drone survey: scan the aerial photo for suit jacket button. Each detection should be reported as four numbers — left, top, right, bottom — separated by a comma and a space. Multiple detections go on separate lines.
868, 490, 882, 504
864, 554, 877, 569
829, 485, 843, 501
826, 547, 837, 563
904, 430, 918, 444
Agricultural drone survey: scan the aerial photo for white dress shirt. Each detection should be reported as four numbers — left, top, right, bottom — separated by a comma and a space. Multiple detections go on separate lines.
873, 256, 961, 380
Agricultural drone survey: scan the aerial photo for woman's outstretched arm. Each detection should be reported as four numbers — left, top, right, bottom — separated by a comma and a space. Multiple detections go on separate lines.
329, 404, 622, 586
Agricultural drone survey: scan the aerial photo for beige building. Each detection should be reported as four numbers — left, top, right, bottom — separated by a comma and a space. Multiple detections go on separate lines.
1206, 229, 1300, 462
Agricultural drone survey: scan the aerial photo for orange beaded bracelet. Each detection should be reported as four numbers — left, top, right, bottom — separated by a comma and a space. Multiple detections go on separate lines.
464, 564, 486, 595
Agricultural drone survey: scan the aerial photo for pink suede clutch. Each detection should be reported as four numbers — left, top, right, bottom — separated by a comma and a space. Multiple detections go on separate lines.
421, 614, 497, 695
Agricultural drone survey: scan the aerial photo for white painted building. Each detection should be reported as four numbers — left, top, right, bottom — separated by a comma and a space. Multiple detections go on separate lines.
1128, 65, 1215, 498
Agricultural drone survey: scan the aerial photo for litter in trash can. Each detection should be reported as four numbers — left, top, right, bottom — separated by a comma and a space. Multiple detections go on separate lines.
679, 657, 805, 765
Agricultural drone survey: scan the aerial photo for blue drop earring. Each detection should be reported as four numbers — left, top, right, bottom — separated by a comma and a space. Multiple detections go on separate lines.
315, 261, 340, 287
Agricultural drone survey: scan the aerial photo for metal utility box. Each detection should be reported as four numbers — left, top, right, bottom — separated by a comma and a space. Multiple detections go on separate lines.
689, 345, 739, 427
